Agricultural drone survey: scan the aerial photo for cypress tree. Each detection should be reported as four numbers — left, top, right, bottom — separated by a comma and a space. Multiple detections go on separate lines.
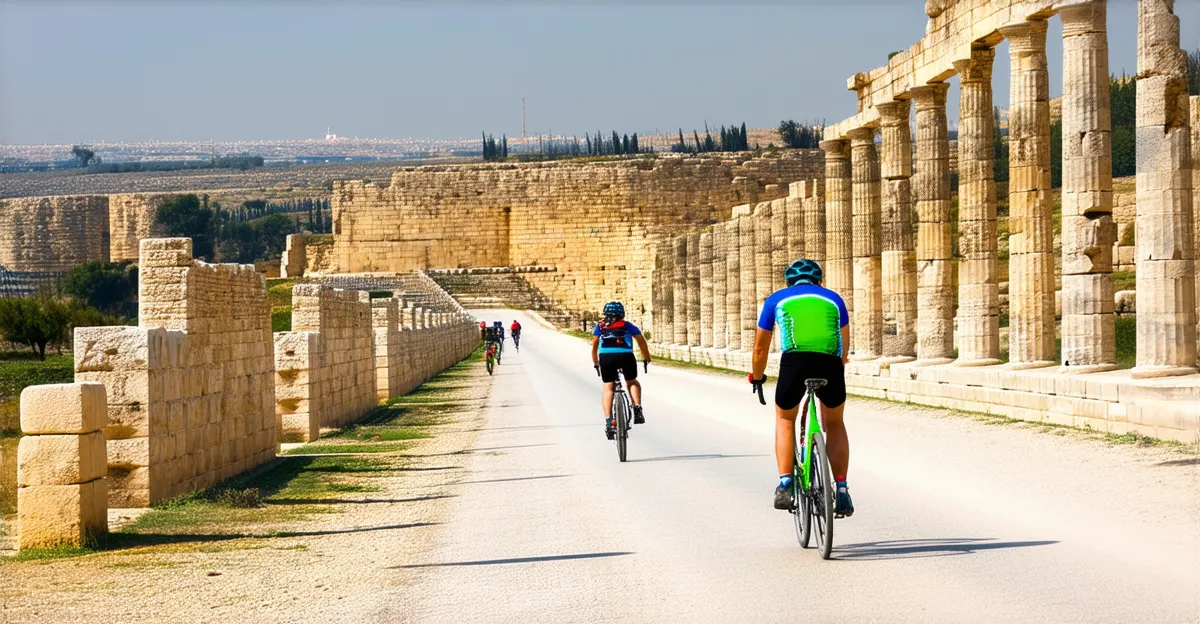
678, 129, 687, 152
693, 130, 703, 152
622, 134, 630, 154
631, 133, 639, 154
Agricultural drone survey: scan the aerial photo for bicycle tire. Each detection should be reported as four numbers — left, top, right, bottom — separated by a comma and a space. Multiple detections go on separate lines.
811, 431, 835, 559
615, 394, 629, 462
486, 356, 494, 376
794, 401, 812, 548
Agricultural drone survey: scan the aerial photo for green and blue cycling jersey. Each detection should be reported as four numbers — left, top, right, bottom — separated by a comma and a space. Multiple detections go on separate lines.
757, 284, 850, 356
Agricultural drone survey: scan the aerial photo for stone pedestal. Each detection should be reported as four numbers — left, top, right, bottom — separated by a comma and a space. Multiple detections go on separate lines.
1060, 2, 1117, 371
878, 100, 917, 360
1133, 0, 1197, 375
1002, 21, 1057, 368
953, 47, 1002, 366
849, 127, 883, 359
821, 139, 854, 315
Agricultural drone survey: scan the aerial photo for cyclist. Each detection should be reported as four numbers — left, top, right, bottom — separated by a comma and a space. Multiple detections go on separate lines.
591, 301, 652, 440
749, 259, 854, 517
479, 320, 487, 342
510, 319, 522, 348
483, 325, 502, 363
493, 321, 506, 351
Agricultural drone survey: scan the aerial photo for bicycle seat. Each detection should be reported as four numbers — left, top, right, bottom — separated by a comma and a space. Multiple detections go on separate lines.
805, 378, 828, 391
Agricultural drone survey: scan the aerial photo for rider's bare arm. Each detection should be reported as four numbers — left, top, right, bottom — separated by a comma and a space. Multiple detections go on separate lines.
591, 336, 600, 367
634, 334, 652, 363
841, 326, 850, 365
751, 328, 772, 379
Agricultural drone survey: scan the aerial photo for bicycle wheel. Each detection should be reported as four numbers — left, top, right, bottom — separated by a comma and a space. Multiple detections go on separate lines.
514, 335, 520, 350
615, 394, 629, 462
793, 404, 811, 548
486, 355, 494, 376
810, 431, 835, 559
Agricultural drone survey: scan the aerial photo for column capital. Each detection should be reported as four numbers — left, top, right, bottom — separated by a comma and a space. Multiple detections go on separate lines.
819, 138, 849, 157
999, 19, 1048, 53
877, 100, 912, 127
1059, 0, 1106, 34
952, 47, 996, 84
910, 83, 950, 109
846, 126, 877, 145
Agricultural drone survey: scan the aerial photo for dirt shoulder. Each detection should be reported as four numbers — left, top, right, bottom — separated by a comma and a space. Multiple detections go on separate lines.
1, 353, 492, 624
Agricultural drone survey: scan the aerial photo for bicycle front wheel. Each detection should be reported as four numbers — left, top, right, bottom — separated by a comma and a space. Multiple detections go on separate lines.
486, 356, 494, 375
811, 432, 835, 559
615, 395, 629, 462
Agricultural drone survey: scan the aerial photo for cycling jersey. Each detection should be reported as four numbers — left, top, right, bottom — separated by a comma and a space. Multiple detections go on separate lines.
593, 320, 641, 354
757, 284, 849, 356
511, 323, 521, 333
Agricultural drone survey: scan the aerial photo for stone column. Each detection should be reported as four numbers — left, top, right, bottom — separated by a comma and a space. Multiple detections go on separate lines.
801, 180, 826, 263
1002, 20, 1057, 368
821, 139, 854, 314
739, 215, 758, 348
686, 233, 702, 346
658, 242, 675, 345
953, 47, 1001, 366
1060, 2, 1117, 371
755, 205, 774, 307
878, 100, 918, 360
786, 186, 806, 266
651, 248, 664, 341
726, 218, 743, 351
699, 231, 714, 349
1133, 0, 1197, 375
1192, 95, 1200, 365
672, 236, 688, 345
912, 84, 955, 361
771, 199, 789, 292
849, 127, 883, 359
712, 223, 728, 350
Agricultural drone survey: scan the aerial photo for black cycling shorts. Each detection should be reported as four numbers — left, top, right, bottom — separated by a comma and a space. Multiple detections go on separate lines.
598, 352, 638, 383
776, 351, 846, 410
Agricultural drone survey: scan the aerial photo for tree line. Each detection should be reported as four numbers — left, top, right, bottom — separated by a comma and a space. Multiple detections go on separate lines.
68, 147, 264, 174
777, 120, 824, 149
482, 133, 509, 162
673, 123, 750, 153
153, 194, 301, 264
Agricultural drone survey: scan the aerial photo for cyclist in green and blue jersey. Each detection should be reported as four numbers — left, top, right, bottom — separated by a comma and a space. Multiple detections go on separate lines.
749, 259, 855, 517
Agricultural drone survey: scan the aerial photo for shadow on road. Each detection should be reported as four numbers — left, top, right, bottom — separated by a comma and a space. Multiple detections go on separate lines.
1155, 457, 1200, 467
265, 494, 457, 506
834, 538, 1058, 561
394, 551, 635, 568
462, 474, 572, 484
627, 453, 769, 463
467, 443, 557, 453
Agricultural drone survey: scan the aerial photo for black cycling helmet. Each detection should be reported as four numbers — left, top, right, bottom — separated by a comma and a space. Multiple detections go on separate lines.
602, 301, 625, 320
493, 320, 503, 327
784, 259, 823, 286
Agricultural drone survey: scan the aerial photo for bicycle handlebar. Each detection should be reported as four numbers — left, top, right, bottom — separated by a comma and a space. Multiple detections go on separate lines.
748, 373, 766, 405
643, 361, 649, 374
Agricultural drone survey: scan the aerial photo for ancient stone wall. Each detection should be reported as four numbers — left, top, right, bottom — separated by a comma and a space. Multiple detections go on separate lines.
108, 194, 170, 262
73, 238, 276, 506
0, 195, 109, 272
330, 153, 822, 316
281, 234, 306, 278
274, 285, 375, 442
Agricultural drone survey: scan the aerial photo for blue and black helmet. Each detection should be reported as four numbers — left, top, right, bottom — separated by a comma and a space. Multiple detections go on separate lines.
784, 259, 823, 286
602, 301, 625, 320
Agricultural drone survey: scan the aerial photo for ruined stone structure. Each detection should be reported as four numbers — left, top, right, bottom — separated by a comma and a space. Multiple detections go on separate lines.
329, 153, 822, 318
0, 196, 109, 272
281, 233, 306, 278
74, 238, 277, 506
107, 194, 171, 262
647, 0, 1200, 441
16, 383, 109, 549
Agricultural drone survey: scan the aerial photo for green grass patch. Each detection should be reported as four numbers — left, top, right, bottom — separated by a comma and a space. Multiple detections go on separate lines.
8, 544, 98, 562
1115, 315, 1137, 369
1111, 270, 1136, 293
563, 329, 593, 341
266, 278, 297, 308
0, 353, 74, 408
272, 307, 292, 332
283, 442, 412, 455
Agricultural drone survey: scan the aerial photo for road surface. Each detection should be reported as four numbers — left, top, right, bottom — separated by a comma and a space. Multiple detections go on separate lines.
388, 311, 1199, 623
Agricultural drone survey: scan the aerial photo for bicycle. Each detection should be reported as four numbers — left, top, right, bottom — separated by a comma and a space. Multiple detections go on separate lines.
600, 361, 648, 463
512, 331, 521, 351
485, 341, 498, 376
754, 377, 835, 559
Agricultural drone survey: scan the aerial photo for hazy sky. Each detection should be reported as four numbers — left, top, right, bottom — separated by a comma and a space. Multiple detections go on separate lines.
2, 1, 1198, 144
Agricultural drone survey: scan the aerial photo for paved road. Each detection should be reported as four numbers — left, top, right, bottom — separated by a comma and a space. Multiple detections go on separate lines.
399, 311, 1200, 623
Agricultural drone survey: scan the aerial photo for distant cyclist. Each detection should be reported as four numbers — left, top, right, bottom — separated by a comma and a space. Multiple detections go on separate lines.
511, 320, 522, 348
479, 320, 488, 342
492, 321, 506, 360
750, 259, 854, 517
483, 325, 502, 363
591, 301, 652, 440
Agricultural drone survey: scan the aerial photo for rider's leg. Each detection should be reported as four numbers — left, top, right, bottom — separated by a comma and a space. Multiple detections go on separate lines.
627, 379, 642, 407
821, 401, 849, 478
774, 403, 800, 476
601, 382, 615, 419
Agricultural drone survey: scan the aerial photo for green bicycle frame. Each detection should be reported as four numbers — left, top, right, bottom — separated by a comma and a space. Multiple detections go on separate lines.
795, 392, 821, 490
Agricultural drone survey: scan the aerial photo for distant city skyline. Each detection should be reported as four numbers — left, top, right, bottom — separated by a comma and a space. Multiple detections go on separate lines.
2, 1, 1198, 145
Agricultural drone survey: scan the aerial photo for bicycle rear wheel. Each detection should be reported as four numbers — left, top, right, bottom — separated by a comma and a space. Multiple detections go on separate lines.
486, 355, 494, 375
793, 404, 811, 548
810, 432, 835, 559
615, 394, 629, 462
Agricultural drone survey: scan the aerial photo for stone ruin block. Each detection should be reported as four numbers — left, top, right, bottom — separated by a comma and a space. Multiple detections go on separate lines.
17, 382, 108, 550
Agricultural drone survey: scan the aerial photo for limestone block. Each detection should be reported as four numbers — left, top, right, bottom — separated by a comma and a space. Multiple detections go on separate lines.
17, 432, 107, 486
18, 479, 108, 549
19, 382, 106, 435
